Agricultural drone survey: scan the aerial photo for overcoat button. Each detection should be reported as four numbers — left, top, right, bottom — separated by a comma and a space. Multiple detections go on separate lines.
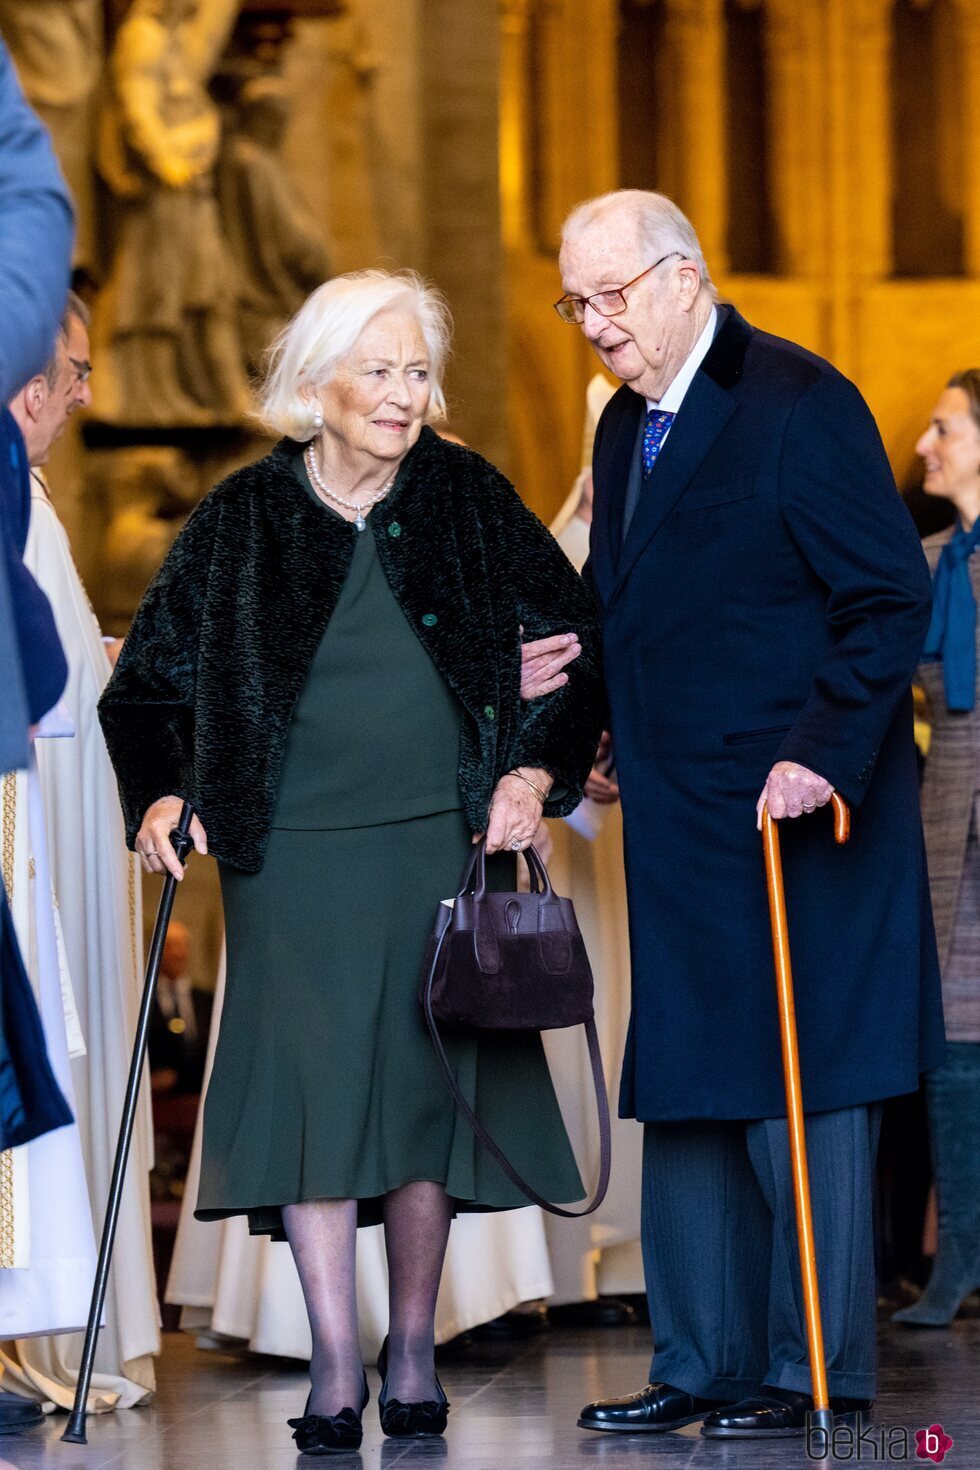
422, 612, 438, 627
388, 522, 401, 537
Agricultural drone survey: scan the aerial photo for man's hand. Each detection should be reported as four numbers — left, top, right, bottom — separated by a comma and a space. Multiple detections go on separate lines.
756, 761, 834, 830
584, 730, 619, 803
520, 629, 581, 699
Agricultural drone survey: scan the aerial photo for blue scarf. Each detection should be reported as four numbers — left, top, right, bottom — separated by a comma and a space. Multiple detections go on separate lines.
921, 516, 980, 712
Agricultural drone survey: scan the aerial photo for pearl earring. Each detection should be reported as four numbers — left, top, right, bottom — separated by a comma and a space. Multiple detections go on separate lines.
312, 404, 324, 431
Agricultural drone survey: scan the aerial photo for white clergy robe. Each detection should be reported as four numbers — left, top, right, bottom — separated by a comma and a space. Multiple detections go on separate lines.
0, 754, 96, 1342
0, 480, 159, 1413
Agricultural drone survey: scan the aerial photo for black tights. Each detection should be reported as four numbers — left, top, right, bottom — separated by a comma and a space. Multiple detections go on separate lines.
283, 1181, 453, 1415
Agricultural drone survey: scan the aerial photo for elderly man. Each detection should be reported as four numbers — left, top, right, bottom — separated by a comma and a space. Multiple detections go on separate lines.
542, 190, 944, 1440
8, 289, 91, 463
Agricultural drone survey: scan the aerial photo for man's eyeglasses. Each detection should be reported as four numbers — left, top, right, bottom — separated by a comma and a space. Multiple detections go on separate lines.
67, 356, 92, 385
553, 252, 683, 324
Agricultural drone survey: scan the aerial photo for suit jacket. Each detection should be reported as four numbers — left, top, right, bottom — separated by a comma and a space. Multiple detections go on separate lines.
917, 529, 979, 1008
590, 305, 945, 1119
100, 428, 604, 872
0, 43, 74, 403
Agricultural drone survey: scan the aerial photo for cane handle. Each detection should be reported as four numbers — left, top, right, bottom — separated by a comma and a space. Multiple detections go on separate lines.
762, 791, 850, 843
169, 800, 196, 865
830, 792, 850, 845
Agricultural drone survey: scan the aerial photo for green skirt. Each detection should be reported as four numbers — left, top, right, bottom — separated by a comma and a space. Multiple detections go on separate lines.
196, 809, 583, 1236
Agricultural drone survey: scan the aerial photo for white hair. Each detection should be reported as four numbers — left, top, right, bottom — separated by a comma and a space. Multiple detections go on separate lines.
257, 269, 452, 440
562, 189, 717, 300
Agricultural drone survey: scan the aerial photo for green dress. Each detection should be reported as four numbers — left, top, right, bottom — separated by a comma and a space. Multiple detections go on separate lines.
196, 454, 583, 1236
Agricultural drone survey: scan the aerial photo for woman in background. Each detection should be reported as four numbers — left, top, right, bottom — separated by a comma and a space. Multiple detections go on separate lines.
893, 371, 980, 1326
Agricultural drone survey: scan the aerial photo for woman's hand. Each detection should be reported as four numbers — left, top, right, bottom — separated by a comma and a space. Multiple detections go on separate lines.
135, 795, 208, 880
481, 768, 554, 854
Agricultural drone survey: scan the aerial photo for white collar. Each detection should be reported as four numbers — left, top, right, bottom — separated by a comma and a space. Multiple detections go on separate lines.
646, 305, 718, 416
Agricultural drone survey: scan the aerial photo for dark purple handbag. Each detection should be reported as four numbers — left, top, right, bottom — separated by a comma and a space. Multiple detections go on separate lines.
420, 838, 611, 1217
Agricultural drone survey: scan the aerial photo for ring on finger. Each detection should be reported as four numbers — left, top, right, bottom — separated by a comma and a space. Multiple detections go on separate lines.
802, 804, 815, 813
510, 839, 522, 851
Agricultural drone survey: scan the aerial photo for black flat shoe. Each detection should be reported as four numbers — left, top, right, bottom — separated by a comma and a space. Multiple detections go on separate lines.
287, 1375, 370, 1455
700, 1386, 873, 1439
377, 1337, 450, 1438
578, 1381, 729, 1433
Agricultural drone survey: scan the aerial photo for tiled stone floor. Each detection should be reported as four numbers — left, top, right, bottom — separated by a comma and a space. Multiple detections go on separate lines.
0, 1319, 976, 1469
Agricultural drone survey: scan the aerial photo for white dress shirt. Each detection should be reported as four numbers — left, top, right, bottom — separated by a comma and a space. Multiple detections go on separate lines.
645, 304, 718, 447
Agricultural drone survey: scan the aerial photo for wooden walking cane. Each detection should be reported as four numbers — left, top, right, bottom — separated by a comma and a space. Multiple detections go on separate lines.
761, 791, 850, 1448
62, 802, 196, 1445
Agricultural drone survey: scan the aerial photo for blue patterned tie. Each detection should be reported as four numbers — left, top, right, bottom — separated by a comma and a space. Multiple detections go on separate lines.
642, 409, 675, 476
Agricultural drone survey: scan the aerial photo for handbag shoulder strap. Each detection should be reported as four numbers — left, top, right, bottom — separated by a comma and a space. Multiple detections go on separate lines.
422, 917, 612, 1218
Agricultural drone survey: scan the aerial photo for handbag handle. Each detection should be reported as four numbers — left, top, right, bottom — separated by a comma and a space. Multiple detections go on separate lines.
462, 839, 555, 900
422, 899, 612, 1220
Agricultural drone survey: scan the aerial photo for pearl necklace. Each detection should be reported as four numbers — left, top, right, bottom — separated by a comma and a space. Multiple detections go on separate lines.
304, 445, 395, 532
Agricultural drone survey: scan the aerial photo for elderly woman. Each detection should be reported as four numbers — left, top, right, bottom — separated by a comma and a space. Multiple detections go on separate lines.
892, 371, 980, 1327
99, 270, 603, 1452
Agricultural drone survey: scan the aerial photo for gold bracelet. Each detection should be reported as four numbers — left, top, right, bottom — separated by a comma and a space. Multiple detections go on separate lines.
507, 769, 548, 805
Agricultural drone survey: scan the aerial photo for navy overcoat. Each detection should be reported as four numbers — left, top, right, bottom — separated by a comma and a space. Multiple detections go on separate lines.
590, 306, 946, 1120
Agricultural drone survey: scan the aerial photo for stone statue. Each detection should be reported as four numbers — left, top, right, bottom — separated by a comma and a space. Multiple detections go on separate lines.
215, 74, 331, 371
94, 445, 201, 632
0, 0, 103, 268
92, 0, 251, 427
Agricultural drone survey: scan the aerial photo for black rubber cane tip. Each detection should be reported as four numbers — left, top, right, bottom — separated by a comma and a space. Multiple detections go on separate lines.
61, 1423, 88, 1444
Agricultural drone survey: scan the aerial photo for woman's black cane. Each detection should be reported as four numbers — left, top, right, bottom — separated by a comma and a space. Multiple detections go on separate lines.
62, 801, 196, 1445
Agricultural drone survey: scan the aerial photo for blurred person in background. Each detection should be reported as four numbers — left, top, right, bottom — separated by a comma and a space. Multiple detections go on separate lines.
7, 293, 160, 1410
892, 372, 980, 1328
0, 41, 79, 1432
540, 376, 646, 1329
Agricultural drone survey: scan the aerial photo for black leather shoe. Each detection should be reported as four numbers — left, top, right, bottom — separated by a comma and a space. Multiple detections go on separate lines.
701, 1386, 873, 1439
0, 1393, 43, 1435
578, 1381, 729, 1433
549, 1298, 637, 1329
287, 1375, 370, 1454
377, 1337, 450, 1439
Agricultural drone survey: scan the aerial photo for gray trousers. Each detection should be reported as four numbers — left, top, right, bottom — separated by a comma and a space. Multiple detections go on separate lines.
642, 1104, 882, 1401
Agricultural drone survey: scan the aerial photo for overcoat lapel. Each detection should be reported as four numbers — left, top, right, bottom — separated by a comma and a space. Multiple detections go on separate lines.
591, 305, 752, 607
611, 370, 736, 602
592, 389, 642, 607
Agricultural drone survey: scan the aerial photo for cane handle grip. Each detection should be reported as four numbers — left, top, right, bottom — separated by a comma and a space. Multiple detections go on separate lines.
169, 800, 196, 865
762, 791, 850, 844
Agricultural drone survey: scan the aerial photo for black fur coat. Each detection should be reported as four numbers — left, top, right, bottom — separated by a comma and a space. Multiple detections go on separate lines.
99, 428, 604, 873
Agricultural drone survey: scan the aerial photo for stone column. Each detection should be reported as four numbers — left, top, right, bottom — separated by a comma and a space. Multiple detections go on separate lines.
416, 0, 507, 466
500, 0, 536, 251
841, 0, 893, 282
764, 0, 826, 277
662, 0, 728, 274
952, 0, 980, 276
